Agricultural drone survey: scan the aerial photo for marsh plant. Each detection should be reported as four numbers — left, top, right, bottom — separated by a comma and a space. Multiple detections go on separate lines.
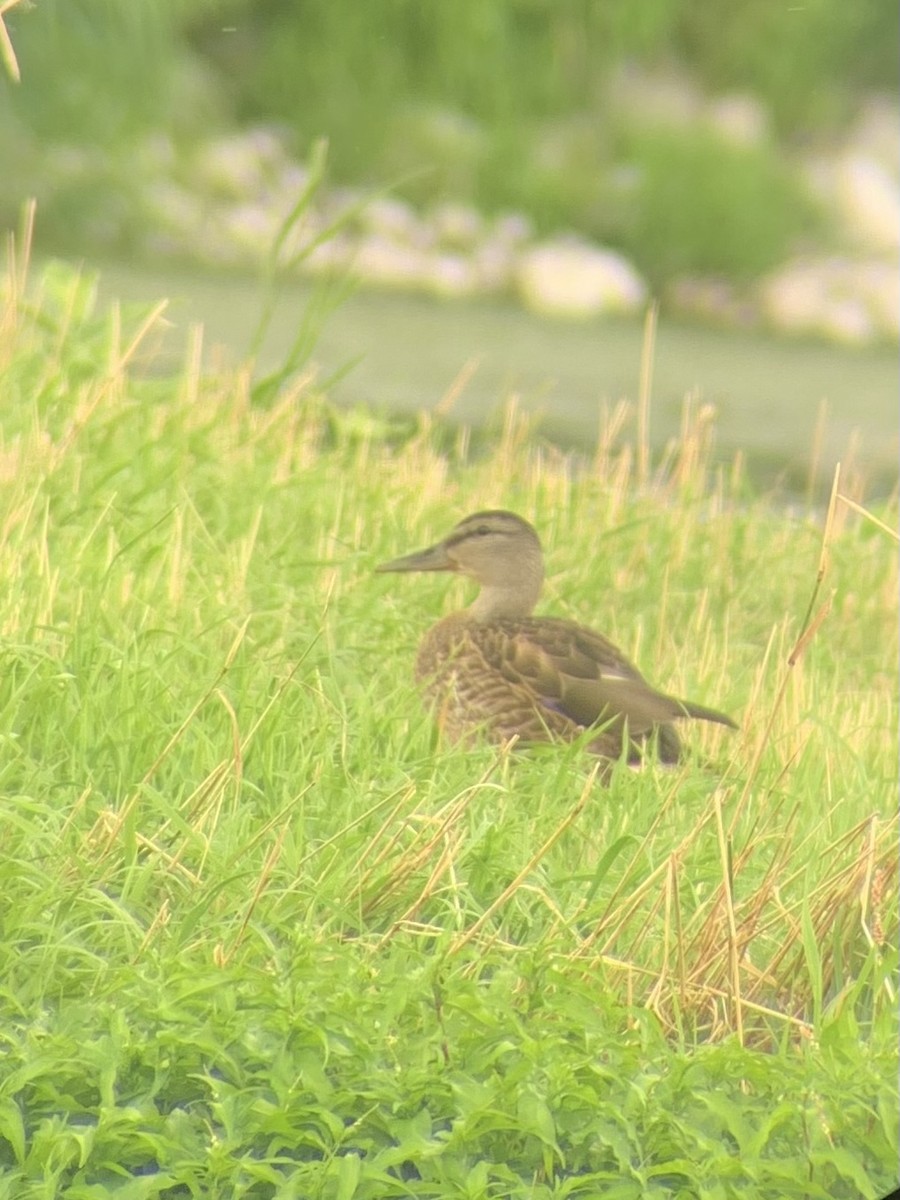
0, 234, 896, 1196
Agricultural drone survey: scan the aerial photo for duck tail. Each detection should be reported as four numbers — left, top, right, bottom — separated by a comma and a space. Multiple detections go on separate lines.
675, 699, 738, 729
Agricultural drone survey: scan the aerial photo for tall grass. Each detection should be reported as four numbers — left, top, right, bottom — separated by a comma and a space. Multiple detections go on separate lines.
0, 231, 897, 1195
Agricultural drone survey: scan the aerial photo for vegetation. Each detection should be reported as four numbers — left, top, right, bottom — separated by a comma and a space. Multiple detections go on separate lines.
193, 0, 895, 140
0, 231, 896, 1195
1, 1, 894, 277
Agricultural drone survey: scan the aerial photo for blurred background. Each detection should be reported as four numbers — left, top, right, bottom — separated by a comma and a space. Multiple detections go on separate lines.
1, 0, 897, 488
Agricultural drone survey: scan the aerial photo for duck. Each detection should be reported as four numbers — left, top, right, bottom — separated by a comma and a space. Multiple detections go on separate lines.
376, 510, 737, 763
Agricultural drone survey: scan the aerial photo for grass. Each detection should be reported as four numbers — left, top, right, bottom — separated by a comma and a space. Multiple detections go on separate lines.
0, 236, 897, 1198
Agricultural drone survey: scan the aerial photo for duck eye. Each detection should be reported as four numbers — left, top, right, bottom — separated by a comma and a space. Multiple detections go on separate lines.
475, 525, 491, 536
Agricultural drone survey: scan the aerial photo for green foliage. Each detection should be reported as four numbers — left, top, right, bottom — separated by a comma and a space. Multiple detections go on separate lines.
609, 129, 818, 282
2, 0, 213, 141
209, 0, 894, 136
674, 0, 899, 130
1, 0, 895, 282
0, 259, 897, 1196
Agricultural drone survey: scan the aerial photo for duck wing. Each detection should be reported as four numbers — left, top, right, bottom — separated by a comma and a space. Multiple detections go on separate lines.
492, 617, 736, 735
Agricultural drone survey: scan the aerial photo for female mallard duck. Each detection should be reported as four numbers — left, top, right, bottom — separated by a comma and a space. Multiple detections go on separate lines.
377, 510, 736, 763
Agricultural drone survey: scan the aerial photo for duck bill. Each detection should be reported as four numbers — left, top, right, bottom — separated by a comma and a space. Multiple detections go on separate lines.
376, 541, 455, 573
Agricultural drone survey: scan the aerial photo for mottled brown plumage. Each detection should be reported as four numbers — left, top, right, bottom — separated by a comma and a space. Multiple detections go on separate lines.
377, 510, 736, 762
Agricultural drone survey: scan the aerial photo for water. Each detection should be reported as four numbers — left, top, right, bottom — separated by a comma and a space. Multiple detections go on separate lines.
95, 261, 898, 494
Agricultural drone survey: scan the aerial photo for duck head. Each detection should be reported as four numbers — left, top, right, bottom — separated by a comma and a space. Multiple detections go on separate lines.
376, 510, 545, 620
